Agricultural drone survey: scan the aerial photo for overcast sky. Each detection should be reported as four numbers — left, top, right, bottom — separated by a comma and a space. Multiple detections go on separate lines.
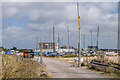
2, 2, 118, 49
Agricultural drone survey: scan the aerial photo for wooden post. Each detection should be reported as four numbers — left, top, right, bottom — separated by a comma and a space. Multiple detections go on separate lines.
77, 3, 81, 67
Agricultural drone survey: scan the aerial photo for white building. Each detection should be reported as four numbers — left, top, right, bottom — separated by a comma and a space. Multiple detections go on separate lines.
36, 42, 76, 53
55, 43, 76, 53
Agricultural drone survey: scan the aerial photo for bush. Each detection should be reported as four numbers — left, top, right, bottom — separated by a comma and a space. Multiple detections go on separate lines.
81, 62, 85, 66
2, 55, 51, 78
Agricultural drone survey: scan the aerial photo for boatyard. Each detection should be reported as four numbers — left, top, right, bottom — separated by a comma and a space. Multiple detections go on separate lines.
1, 1, 120, 79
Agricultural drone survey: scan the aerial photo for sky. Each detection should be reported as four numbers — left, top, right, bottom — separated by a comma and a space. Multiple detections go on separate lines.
1, 1, 118, 49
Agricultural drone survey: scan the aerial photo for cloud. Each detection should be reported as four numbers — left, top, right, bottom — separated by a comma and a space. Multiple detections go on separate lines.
2, 2, 118, 49
1, 0, 119, 2
3, 7, 18, 18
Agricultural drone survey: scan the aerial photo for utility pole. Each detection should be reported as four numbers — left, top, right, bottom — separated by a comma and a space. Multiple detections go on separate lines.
118, 2, 120, 64
53, 26, 55, 52
67, 25, 70, 52
77, 3, 81, 67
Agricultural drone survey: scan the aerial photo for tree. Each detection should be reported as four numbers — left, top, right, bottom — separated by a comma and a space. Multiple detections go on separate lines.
0, 47, 4, 52
81, 49, 84, 51
90, 49, 93, 51
11, 47, 17, 50
61, 46, 67, 49
4, 48, 8, 52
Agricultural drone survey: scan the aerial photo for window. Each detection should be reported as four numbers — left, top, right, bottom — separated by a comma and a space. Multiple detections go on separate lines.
45, 44, 49, 49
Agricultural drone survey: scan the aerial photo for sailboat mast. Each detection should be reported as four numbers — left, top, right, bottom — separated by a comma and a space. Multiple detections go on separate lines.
53, 26, 55, 52
97, 26, 99, 49
84, 31, 85, 49
58, 33, 60, 49
91, 30, 93, 46
67, 25, 70, 50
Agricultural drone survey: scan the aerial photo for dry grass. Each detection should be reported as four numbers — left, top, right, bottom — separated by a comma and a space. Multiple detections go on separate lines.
107, 56, 118, 63
56, 55, 119, 65
55, 56, 98, 66
2, 54, 51, 78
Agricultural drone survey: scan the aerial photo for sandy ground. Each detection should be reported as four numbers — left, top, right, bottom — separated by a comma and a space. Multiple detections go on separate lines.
57, 56, 118, 64
41, 57, 105, 78
107, 56, 118, 63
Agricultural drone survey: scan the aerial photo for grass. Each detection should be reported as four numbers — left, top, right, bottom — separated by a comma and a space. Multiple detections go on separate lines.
87, 66, 120, 78
2, 54, 52, 78
63, 55, 78, 58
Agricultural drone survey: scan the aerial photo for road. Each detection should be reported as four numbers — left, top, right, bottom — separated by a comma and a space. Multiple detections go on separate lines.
42, 57, 105, 78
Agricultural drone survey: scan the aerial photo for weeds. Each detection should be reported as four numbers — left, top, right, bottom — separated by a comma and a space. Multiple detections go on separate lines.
2, 54, 51, 78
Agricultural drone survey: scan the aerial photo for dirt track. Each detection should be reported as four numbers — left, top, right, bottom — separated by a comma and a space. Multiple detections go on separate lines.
42, 57, 105, 78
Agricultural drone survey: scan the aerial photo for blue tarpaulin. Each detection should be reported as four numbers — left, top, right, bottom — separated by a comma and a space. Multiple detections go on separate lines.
94, 50, 97, 53
34, 52, 39, 55
65, 52, 72, 55
46, 52, 52, 56
6, 51, 11, 55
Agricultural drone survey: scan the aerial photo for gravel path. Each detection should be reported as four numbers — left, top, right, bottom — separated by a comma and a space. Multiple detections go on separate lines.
42, 57, 105, 78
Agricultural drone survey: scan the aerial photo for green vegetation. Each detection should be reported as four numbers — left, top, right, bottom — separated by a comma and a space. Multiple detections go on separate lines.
1, 47, 31, 53
19, 49, 30, 52
2, 55, 51, 78
0, 47, 4, 52
10, 47, 17, 50
60, 46, 67, 49
63, 55, 77, 58
3, 48, 8, 52
89, 49, 93, 51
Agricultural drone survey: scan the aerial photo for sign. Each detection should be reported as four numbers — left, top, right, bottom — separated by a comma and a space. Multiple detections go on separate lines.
23, 52, 34, 58
78, 16, 81, 30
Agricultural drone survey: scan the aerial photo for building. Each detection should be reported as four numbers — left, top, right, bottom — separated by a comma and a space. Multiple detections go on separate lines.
56, 48, 76, 53
88, 46, 98, 50
39, 42, 55, 52
39, 42, 76, 53
55, 43, 76, 53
